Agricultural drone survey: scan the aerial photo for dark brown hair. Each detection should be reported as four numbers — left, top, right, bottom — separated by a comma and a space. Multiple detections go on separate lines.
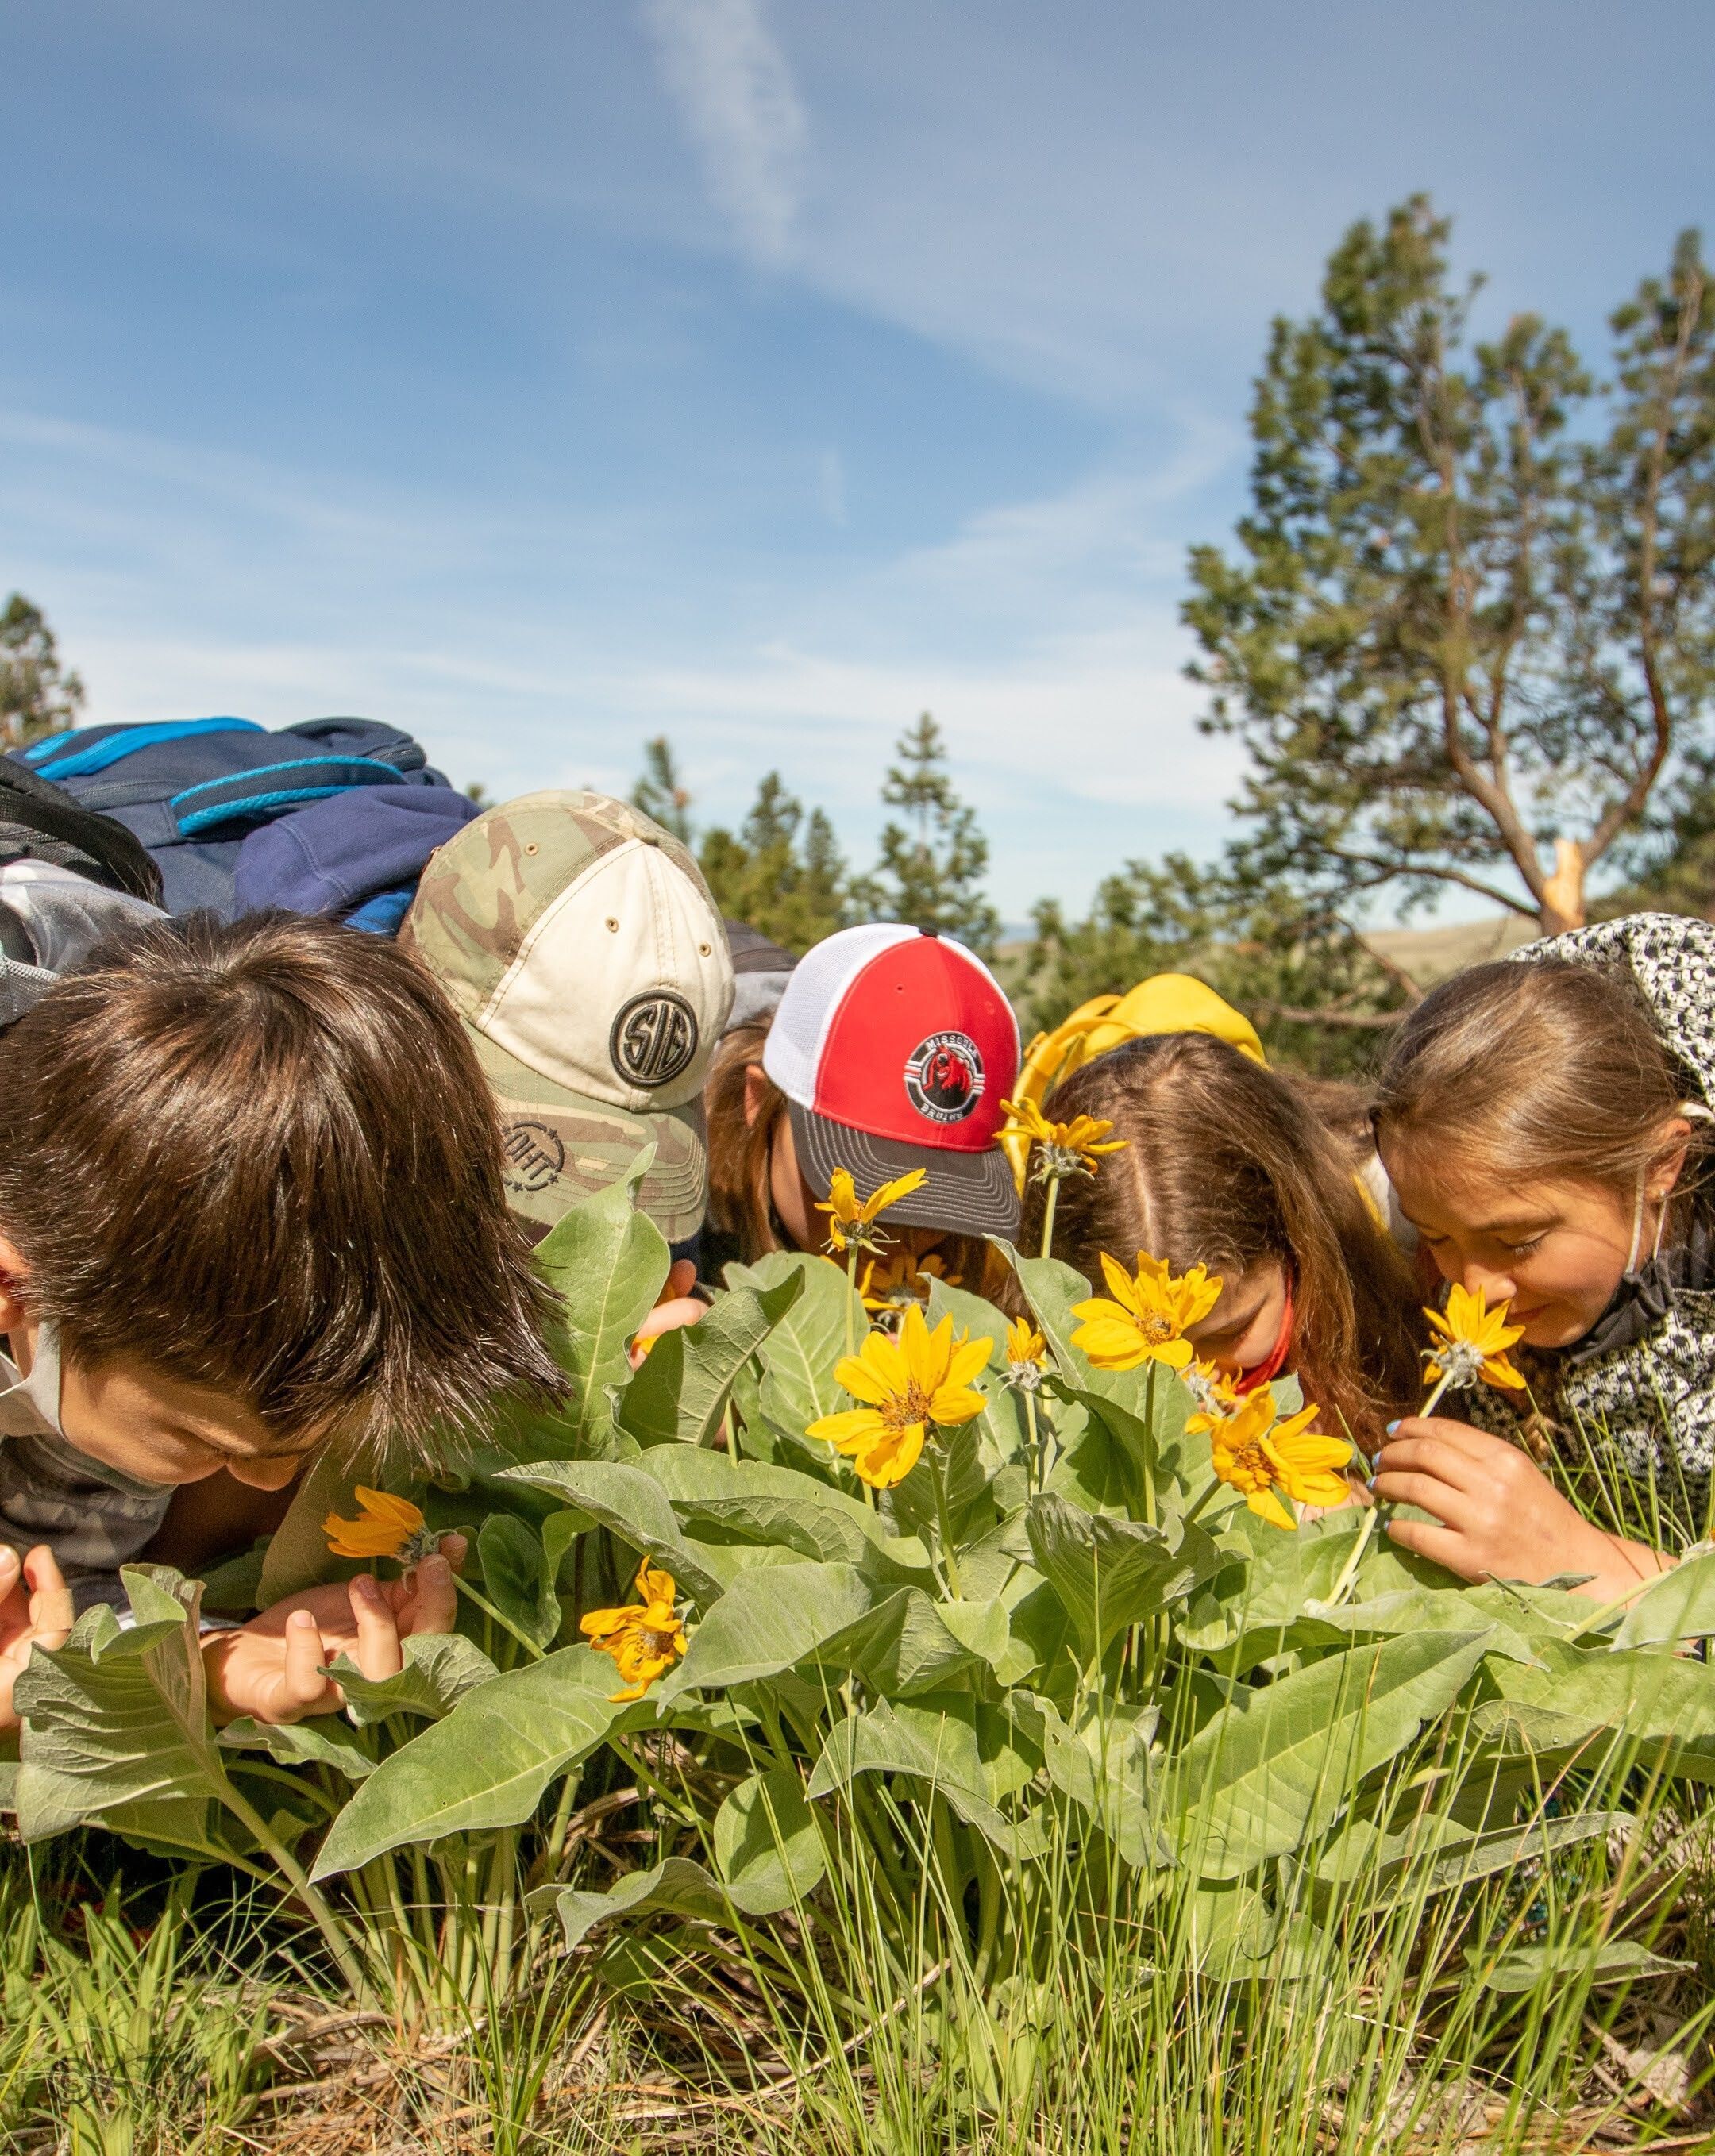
1020, 1033, 1421, 1450
703, 1014, 990, 1288
0, 912, 566, 1453
1374, 957, 1709, 1207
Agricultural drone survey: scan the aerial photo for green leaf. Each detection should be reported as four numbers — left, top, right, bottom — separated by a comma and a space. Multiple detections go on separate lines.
646, 1446, 932, 1579
1317, 1808, 1630, 1911
533, 1147, 672, 1456
1610, 1544, 1715, 1647
1026, 1494, 1221, 1662
924, 1276, 1029, 1467
726, 1252, 850, 1453
501, 1459, 728, 1607
1477, 1643, 1715, 1777
1467, 1938, 1692, 1993
658, 1561, 983, 1701
807, 1693, 1045, 1850
218, 1717, 375, 1779
714, 1766, 826, 1908
476, 1515, 561, 1651
257, 1447, 391, 1604
542, 1507, 592, 1588
618, 1271, 804, 1449
310, 1644, 644, 1877
530, 1854, 786, 1952
13, 1568, 238, 1852
1031, 1695, 1159, 1867
323, 1632, 499, 1726
1166, 1629, 1492, 1877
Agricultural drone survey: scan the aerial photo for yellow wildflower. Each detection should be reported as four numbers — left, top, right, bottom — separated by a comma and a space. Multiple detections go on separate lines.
1184, 1356, 1243, 1432
1006, 1316, 1046, 1366
807, 1303, 992, 1489
1423, 1283, 1528, 1393
581, 1557, 688, 1702
1000, 1095, 1128, 1185
324, 1486, 439, 1564
857, 1244, 961, 1313
1070, 1251, 1222, 1373
817, 1165, 927, 1254
1207, 1392, 1352, 1530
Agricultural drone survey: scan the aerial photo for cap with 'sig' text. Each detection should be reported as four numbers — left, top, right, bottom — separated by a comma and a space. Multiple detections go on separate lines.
762, 923, 1020, 1240
401, 790, 734, 1244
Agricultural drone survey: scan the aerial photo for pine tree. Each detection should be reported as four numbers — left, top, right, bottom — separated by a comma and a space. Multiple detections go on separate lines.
1, 595, 83, 753
854, 714, 1000, 956
629, 736, 693, 842
698, 772, 851, 953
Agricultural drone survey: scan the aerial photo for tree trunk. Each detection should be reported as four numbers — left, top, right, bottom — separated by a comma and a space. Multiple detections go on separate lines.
1539, 837, 1586, 934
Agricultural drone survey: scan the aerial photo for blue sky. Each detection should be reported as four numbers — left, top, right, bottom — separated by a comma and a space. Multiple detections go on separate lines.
4, 2, 1713, 921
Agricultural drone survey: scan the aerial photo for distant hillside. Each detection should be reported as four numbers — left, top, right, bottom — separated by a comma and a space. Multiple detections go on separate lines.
1359, 914, 1536, 990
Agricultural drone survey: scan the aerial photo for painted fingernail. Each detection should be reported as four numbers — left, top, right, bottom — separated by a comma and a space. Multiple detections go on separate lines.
1385, 1420, 1401, 1436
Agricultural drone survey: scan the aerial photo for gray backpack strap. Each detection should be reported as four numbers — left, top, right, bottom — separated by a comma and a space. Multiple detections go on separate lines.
0, 945, 60, 1026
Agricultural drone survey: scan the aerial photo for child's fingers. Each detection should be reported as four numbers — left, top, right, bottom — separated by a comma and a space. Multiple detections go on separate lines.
0, 1546, 20, 1605
396, 1553, 457, 1638
279, 1608, 332, 1714
1370, 1466, 1472, 1527
1384, 1514, 1485, 1578
1374, 1432, 1486, 1497
23, 1546, 75, 1642
348, 1574, 404, 1682
437, 1532, 468, 1576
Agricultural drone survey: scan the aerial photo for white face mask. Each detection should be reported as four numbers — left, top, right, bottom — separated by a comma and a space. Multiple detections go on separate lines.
0, 1317, 64, 1436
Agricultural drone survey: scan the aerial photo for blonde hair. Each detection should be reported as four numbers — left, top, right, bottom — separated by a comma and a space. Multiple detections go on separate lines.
1373, 959, 1709, 1203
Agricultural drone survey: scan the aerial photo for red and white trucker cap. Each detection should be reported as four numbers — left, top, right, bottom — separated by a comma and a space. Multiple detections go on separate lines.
762, 923, 1020, 1238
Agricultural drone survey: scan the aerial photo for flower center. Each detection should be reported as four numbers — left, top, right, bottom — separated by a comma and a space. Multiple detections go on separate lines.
1434, 1338, 1487, 1384
1217, 1435, 1274, 1496
1134, 1310, 1174, 1346
637, 1624, 680, 1658
880, 1382, 935, 1433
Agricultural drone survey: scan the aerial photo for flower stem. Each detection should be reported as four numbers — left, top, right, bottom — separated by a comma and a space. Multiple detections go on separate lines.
1420, 1371, 1453, 1419
1322, 1503, 1380, 1611
1040, 1176, 1060, 1262
845, 1243, 858, 1360
1141, 1361, 1158, 1530
1024, 1386, 1042, 1496
1182, 1474, 1222, 1527
930, 1442, 963, 1600
453, 1575, 545, 1662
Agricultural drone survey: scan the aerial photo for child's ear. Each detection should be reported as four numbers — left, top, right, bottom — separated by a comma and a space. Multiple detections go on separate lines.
742, 1063, 770, 1130
0, 1234, 29, 1340
1653, 1115, 1694, 1200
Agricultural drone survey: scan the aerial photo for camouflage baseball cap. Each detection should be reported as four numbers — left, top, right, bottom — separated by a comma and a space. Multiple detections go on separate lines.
401, 791, 734, 1244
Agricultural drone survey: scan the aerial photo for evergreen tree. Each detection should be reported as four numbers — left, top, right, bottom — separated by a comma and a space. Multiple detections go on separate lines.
854, 714, 1000, 956
698, 772, 851, 953
629, 735, 694, 842
1, 595, 83, 753
1185, 200, 1715, 937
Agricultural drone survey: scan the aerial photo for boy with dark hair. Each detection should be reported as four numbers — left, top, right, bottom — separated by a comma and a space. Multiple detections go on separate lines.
0, 911, 567, 1727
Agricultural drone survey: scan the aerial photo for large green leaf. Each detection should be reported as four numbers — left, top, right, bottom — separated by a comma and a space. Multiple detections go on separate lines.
1610, 1545, 1715, 1648
527, 1147, 671, 1457
324, 1632, 499, 1725
617, 1271, 804, 1450
714, 1766, 826, 1906
13, 1569, 238, 1852
1166, 1629, 1492, 1877
310, 1644, 645, 1877
645, 1447, 932, 1580
807, 1692, 1044, 1850
657, 1561, 983, 1701
1467, 1938, 1692, 1993
1027, 1494, 1221, 1663
726, 1252, 850, 1453
502, 1459, 729, 1607
476, 1514, 561, 1651
1316, 1809, 1630, 1912
218, 1716, 375, 1779
1477, 1642, 1715, 1777
1031, 1694, 1159, 1867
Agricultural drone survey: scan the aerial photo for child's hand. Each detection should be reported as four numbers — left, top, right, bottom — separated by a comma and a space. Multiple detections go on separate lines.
1374, 1418, 1670, 1602
0, 1543, 75, 1732
630, 1257, 705, 1370
202, 1536, 464, 1725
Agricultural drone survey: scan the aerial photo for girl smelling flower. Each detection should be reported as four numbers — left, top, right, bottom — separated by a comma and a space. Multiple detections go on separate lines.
1019, 1022, 1422, 1456
1371, 914, 1715, 1598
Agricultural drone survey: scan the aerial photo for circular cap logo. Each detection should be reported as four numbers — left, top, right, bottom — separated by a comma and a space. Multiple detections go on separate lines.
501, 1118, 565, 1195
611, 990, 700, 1089
904, 1030, 985, 1125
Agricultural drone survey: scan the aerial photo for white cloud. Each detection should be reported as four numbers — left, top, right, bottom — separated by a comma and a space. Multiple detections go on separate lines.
640, 0, 806, 264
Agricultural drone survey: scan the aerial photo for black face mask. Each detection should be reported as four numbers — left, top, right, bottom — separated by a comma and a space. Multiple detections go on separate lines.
1566, 1212, 1715, 1366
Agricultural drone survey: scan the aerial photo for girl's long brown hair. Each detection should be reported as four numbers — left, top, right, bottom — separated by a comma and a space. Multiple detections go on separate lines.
1019, 1033, 1421, 1451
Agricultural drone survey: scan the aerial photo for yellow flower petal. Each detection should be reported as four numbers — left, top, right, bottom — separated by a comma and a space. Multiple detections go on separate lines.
1247, 1486, 1297, 1531
807, 1407, 888, 1454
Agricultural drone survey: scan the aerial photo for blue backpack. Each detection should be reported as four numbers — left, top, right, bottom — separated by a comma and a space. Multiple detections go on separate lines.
9, 715, 464, 922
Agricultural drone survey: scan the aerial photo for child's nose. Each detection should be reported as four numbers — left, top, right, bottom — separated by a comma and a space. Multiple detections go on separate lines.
1462, 1257, 1516, 1303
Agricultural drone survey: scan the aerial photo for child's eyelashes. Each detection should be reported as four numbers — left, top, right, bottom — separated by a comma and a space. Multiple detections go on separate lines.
1504, 1234, 1547, 1258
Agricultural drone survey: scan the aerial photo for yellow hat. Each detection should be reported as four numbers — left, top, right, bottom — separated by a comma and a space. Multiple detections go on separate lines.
1002, 973, 1266, 1186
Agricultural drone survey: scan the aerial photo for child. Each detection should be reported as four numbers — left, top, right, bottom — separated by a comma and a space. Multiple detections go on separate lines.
1021, 1027, 1422, 1453
0, 911, 567, 1728
702, 923, 1019, 1296
1370, 914, 1714, 1597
